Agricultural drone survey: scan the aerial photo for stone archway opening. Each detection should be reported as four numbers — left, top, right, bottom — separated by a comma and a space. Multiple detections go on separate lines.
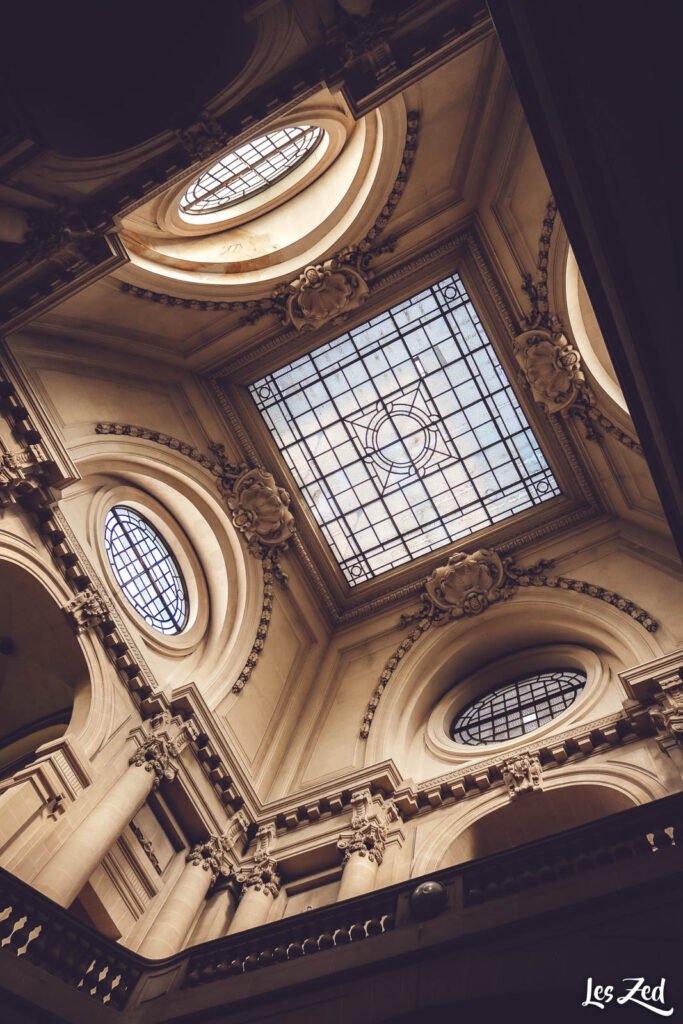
439, 784, 637, 867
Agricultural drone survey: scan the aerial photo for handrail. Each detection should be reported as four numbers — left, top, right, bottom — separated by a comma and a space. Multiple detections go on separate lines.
1, 790, 682, 1012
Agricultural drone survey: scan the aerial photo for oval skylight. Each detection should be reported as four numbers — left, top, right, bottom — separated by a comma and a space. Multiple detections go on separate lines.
179, 125, 324, 217
450, 669, 587, 745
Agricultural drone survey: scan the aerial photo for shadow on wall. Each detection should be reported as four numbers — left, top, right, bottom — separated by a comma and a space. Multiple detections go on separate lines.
0, 562, 88, 778
439, 784, 636, 867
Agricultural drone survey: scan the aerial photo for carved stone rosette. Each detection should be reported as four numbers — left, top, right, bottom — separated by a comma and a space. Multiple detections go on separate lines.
62, 586, 111, 634
501, 754, 543, 798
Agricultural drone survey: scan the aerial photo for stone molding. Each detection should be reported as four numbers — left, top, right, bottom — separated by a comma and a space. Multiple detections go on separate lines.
501, 753, 543, 799
361, 547, 657, 738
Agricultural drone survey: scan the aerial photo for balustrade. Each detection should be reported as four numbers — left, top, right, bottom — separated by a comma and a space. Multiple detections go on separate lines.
1, 791, 682, 1012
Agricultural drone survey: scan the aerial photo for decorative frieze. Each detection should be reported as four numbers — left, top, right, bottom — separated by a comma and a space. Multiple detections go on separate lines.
361, 547, 658, 738
501, 753, 543, 798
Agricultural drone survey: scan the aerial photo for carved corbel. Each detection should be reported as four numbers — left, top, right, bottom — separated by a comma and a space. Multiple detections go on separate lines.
0, 447, 50, 507
501, 753, 543, 799
62, 586, 111, 634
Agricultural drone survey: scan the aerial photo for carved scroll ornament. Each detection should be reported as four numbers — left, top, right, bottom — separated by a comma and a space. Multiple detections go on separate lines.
519, 195, 642, 454
224, 465, 295, 555
513, 329, 585, 414
284, 251, 370, 331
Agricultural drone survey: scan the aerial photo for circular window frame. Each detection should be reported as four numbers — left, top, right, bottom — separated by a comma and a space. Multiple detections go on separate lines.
157, 112, 345, 238
93, 486, 209, 656
425, 645, 608, 762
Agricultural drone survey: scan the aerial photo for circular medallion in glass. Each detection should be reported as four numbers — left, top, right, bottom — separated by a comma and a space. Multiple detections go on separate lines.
179, 124, 324, 216
104, 506, 188, 635
450, 669, 587, 745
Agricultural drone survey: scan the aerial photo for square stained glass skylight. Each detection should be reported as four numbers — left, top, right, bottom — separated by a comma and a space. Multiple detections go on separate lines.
249, 272, 561, 587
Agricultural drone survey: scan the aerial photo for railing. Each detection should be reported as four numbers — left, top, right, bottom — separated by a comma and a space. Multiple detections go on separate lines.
2, 790, 683, 1013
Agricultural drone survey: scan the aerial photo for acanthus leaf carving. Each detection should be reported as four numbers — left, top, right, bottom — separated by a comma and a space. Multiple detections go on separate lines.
235, 823, 281, 897
336, 789, 390, 866
186, 835, 232, 883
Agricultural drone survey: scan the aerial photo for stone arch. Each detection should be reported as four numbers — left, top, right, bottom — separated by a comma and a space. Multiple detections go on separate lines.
413, 765, 669, 876
0, 556, 92, 779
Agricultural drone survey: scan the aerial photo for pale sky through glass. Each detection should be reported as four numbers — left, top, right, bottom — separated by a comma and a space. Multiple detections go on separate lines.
249, 273, 561, 586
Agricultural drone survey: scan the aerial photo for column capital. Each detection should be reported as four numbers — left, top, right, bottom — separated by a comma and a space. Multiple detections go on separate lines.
337, 790, 399, 867
128, 734, 177, 789
235, 822, 280, 897
186, 835, 232, 884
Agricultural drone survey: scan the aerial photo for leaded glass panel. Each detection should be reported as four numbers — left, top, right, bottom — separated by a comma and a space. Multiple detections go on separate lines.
249, 273, 561, 586
104, 506, 188, 635
180, 125, 324, 215
451, 669, 587, 745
